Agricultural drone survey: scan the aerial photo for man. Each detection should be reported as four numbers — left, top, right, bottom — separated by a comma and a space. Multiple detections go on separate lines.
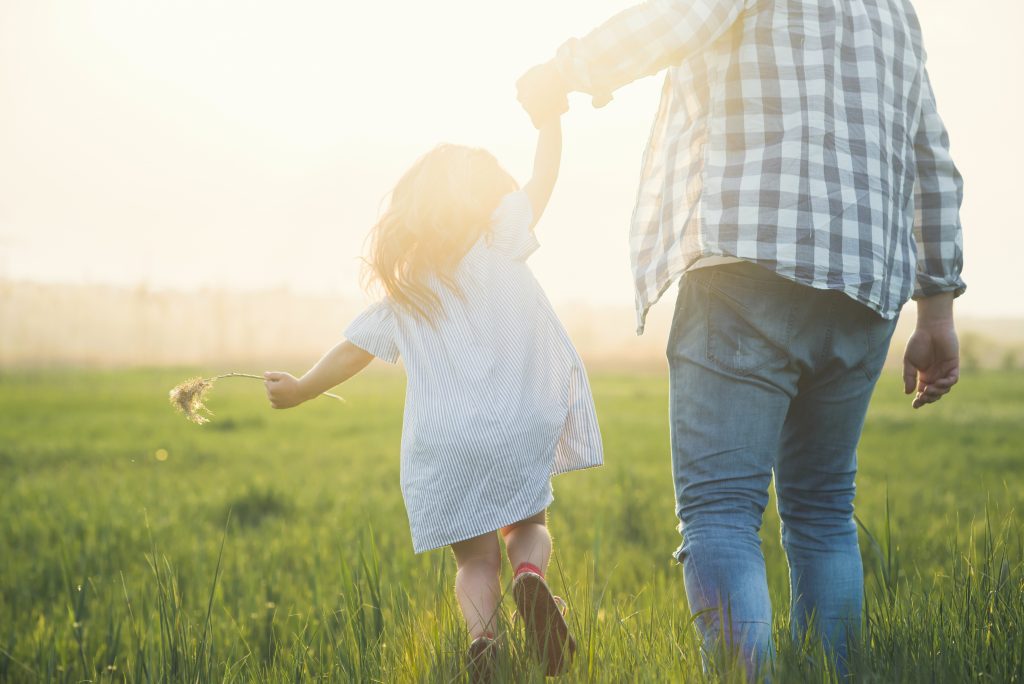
518, 0, 964, 676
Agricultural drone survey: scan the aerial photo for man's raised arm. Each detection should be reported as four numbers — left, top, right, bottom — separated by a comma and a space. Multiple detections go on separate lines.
517, 0, 748, 126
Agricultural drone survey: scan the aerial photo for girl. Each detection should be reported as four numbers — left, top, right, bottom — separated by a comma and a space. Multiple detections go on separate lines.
263, 116, 602, 682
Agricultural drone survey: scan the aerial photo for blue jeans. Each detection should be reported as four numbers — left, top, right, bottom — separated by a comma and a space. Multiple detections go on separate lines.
667, 262, 897, 677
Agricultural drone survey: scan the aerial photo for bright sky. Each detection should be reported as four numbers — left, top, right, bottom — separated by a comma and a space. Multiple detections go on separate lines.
1, 0, 1021, 317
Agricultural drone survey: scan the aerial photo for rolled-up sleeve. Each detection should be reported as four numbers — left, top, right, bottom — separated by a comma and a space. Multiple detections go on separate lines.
553, 0, 748, 106
912, 67, 966, 300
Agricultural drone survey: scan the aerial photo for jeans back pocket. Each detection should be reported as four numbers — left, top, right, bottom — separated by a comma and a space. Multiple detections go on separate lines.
701, 264, 796, 376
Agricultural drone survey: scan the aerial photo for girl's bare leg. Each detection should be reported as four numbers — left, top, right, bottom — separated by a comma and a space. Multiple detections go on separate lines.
451, 532, 503, 639
501, 509, 551, 575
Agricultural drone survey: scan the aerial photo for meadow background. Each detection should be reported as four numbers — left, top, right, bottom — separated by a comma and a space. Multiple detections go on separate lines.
3, 0, 1023, 681
1, 365, 1021, 682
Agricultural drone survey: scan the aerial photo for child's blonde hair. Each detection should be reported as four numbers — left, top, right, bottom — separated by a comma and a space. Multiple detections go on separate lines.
366, 144, 518, 319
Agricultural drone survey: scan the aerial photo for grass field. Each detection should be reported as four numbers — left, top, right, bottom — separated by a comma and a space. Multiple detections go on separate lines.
0, 367, 1022, 682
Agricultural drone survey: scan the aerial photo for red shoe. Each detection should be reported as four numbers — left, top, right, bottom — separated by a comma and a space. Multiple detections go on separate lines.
512, 569, 576, 676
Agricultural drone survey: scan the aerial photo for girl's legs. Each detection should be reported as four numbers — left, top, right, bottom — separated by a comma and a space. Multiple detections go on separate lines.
451, 509, 552, 639
451, 532, 503, 639
500, 509, 551, 575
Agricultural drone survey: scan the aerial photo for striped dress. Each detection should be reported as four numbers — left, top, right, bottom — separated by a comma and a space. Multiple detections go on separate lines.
344, 190, 604, 553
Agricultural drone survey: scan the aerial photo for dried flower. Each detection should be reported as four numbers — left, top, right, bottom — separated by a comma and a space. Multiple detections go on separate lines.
168, 376, 215, 424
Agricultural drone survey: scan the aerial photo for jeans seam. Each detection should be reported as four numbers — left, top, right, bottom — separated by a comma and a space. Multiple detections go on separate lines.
816, 295, 837, 368
856, 317, 876, 381
856, 313, 895, 382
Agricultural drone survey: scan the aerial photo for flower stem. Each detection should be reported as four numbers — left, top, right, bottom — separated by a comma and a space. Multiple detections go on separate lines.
211, 372, 345, 403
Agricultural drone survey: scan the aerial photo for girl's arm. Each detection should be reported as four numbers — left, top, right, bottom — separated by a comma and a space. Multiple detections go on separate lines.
522, 117, 562, 228
264, 340, 373, 409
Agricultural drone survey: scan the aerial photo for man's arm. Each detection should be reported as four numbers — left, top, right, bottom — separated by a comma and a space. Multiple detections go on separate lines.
518, 0, 747, 126
522, 119, 562, 226
903, 67, 965, 409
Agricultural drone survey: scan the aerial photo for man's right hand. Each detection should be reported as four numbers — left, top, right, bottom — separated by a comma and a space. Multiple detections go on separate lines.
516, 62, 569, 129
902, 293, 960, 409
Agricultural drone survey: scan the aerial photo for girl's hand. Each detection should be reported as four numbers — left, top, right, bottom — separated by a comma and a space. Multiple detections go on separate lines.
263, 371, 308, 409
264, 341, 372, 410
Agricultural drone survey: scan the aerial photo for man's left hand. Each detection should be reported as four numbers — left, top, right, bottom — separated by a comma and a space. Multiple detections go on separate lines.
517, 62, 569, 129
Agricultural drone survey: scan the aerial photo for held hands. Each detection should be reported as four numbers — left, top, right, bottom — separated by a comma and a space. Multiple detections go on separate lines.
516, 61, 569, 129
902, 294, 960, 409
263, 371, 308, 409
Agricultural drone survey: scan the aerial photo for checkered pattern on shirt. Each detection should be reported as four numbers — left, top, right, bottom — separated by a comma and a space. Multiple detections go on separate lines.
554, 0, 965, 333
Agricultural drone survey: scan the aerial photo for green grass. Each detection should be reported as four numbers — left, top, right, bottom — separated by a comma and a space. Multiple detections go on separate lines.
0, 367, 1022, 682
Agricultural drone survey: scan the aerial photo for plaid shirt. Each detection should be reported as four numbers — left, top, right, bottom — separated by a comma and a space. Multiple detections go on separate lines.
553, 0, 965, 333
